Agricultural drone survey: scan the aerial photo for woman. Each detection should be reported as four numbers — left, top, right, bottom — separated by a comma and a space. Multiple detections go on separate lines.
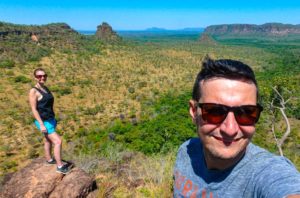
29, 68, 69, 174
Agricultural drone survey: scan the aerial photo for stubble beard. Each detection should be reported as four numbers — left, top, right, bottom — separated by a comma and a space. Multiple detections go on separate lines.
197, 124, 251, 169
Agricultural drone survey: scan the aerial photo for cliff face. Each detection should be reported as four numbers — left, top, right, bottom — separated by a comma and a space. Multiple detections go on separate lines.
204, 23, 300, 36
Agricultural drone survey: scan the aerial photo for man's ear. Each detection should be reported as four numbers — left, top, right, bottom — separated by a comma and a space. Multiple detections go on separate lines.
189, 100, 197, 123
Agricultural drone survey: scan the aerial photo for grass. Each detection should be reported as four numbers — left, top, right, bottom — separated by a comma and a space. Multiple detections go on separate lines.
0, 31, 299, 196
65, 142, 176, 197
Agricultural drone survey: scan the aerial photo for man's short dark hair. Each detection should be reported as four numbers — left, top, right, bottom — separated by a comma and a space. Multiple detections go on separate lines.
192, 57, 258, 101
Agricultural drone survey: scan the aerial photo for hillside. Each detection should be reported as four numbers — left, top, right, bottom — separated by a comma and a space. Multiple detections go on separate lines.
0, 21, 300, 197
0, 21, 78, 39
0, 21, 85, 65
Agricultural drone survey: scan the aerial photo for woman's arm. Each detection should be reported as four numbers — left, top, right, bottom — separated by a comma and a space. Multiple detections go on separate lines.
29, 89, 47, 133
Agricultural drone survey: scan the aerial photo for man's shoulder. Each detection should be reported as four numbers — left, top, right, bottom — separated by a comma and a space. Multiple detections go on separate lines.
247, 143, 287, 161
245, 144, 300, 196
245, 143, 298, 172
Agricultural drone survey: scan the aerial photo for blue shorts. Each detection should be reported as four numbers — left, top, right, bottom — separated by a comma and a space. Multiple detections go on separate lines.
34, 118, 57, 134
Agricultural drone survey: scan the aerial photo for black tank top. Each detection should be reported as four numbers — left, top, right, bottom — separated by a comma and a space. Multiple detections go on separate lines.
34, 86, 55, 120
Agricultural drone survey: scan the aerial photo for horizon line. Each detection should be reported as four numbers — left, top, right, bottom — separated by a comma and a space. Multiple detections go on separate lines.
1, 20, 300, 31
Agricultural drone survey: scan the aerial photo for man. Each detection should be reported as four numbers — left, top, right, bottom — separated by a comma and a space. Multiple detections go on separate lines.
174, 57, 300, 197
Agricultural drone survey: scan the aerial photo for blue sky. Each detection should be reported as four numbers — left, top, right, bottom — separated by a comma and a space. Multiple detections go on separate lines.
0, 0, 299, 30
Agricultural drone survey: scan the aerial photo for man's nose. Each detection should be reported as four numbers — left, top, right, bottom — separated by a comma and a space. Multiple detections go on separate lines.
220, 112, 239, 136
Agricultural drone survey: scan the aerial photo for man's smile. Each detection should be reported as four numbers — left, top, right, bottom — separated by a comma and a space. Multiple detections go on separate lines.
212, 135, 243, 144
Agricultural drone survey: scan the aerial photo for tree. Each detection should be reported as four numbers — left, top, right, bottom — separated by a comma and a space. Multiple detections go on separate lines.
270, 86, 292, 156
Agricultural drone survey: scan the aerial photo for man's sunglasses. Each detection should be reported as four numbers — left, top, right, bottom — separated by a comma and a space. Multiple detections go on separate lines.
197, 103, 263, 126
35, 74, 47, 79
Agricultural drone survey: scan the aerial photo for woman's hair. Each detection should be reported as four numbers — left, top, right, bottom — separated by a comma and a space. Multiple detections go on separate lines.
33, 68, 46, 77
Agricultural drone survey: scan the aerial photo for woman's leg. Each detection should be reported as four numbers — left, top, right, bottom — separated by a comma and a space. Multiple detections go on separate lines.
44, 135, 52, 161
47, 132, 63, 167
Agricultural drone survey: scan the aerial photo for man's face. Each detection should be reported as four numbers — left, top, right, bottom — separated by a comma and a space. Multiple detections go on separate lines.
190, 78, 257, 168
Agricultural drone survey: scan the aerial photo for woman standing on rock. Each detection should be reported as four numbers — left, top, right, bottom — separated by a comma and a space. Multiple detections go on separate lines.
29, 68, 69, 174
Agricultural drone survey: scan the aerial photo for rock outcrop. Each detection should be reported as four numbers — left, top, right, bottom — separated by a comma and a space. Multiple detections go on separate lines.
95, 22, 121, 42
0, 158, 97, 198
204, 23, 300, 36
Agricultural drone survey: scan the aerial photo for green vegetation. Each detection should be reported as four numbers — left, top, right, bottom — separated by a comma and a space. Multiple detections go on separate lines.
0, 59, 15, 68
14, 75, 31, 83
0, 22, 299, 196
75, 91, 196, 155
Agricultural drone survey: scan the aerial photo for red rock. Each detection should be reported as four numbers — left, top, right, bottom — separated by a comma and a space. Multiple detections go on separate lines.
0, 158, 96, 198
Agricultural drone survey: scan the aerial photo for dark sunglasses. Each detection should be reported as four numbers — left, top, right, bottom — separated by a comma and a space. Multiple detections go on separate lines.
197, 103, 263, 126
35, 74, 47, 79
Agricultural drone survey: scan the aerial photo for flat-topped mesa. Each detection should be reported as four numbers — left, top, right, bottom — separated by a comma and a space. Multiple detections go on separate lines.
204, 23, 300, 36
95, 22, 121, 42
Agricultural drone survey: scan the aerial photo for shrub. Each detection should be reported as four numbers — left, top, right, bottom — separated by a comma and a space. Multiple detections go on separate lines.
14, 75, 31, 83
128, 87, 135, 94
138, 81, 147, 88
28, 148, 39, 159
50, 85, 72, 96
84, 104, 105, 115
0, 59, 15, 68
1, 161, 17, 171
77, 127, 88, 138
76, 91, 196, 155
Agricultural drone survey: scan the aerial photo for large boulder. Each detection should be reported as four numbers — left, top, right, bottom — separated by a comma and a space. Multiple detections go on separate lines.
95, 22, 121, 42
0, 158, 97, 198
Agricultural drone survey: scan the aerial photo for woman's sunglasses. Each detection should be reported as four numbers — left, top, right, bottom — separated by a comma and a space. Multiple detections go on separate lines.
197, 103, 263, 126
35, 74, 47, 79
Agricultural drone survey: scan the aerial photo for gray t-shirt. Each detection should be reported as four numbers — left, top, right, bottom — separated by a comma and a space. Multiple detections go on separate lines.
174, 138, 300, 198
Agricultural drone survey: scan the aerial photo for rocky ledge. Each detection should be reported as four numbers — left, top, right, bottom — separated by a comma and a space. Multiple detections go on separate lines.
0, 158, 97, 198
